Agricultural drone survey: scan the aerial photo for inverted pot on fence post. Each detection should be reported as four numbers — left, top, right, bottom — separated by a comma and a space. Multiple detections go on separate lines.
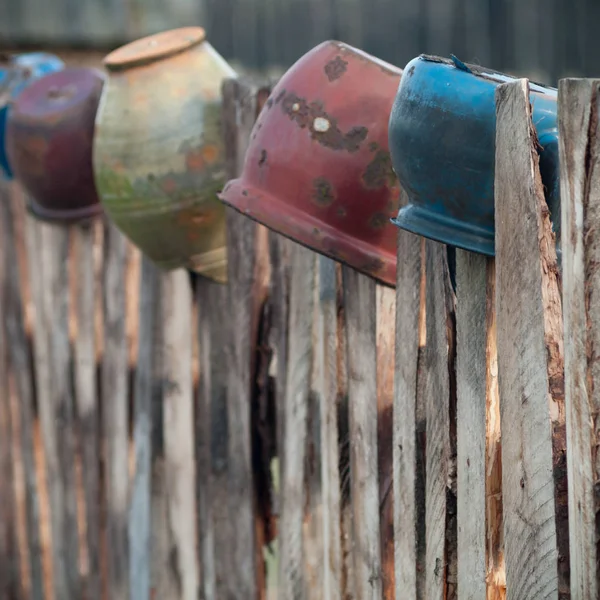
6, 67, 105, 222
0, 52, 65, 180
388, 54, 560, 256
93, 26, 237, 284
218, 40, 403, 288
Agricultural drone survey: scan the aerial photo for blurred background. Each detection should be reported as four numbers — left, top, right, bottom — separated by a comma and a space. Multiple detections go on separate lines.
0, 0, 596, 83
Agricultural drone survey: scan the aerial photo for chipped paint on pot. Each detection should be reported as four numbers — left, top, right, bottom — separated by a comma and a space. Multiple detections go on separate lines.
218, 40, 402, 287
93, 27, 237, 283
0, 52, 65, 179
6, 67, 105, 222
388, 54, 560, 256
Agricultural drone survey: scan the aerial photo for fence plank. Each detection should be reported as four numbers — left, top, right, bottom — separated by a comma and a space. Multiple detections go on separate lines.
456, 250, 487, 599
376, 284, 395, 600
484, 260, 506, 599
73, 223, 101, 600
423, 240, 456, 600
315, 255, 342, 600
102, 219, 130, 600
222, 77, 270, 599
160, 269, 199, 599
393, 227, 425, 598
197, 277, 230, 600
278, 243, 315, 600
559, 77, 600, 600
129, 256, 160, 600
494, 78, 565, 599
343, 266, 382, 600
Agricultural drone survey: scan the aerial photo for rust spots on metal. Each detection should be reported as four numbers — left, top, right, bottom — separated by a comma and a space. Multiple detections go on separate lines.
362, 143, 397, 189
324, 56, 348, 81
361, 256, 385, 273
407, 65, 416, 77
337, 206, 347, 218
258, 149, 267, 167
281, 92, 368, 152
312, 177, 336, 207
369, 212, 388, 229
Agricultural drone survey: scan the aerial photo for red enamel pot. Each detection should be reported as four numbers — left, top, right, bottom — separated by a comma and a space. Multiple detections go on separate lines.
219, 41, 402, 287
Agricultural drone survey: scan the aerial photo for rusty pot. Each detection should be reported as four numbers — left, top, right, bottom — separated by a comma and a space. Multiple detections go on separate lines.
93, 27, 237, 283
218, 41, 403, 287
389, 54, 560, 256
6, 67, 105, 222
0, 52, 65, 179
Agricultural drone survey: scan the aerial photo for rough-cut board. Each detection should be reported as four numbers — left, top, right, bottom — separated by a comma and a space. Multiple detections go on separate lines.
494, 78, 566, 599
423, 240, 456, 600
1, 190, 43, 600
102, 219, 130, 600
393, 225, 425, 599
222, 77, 270, 599
278, 243, 315, 600
456, 250, 487, 599
315, 255, 342, 600
73, 223, 102, 600
343, 266, 382, 600
559, 78, 600, 600
376, 284, 396, 600
197, 277, 231, 600
129, 256, 159, 600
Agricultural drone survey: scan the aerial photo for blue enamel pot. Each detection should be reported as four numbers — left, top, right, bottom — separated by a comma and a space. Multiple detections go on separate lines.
0, 52, 65, 179
388, 54, 559, 257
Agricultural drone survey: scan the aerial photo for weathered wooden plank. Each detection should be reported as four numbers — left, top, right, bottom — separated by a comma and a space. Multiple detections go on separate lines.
376, 284, 395, 600
455, 250, 487, 599
494, 78, 566, 599
160, 268, 199, 599
343, 266, 382, 600
559, 77, 599, 600
102, 219, 130, 600
197, 277, 231, 600
222, 77, 270, 599
393, 224, 425, 598
315, 255, 342, 600
484, 259, 506, 600
423, 240, 456, 600
277, 243, 314, 600
129, 256, 160, 600
73, 223, 102, 600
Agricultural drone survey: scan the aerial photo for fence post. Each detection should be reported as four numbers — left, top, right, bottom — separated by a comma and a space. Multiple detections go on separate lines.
494, 78, 568, 598
559, 77, 600, 599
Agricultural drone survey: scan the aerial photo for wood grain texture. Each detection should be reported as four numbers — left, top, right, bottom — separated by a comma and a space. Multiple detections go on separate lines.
456, 250, 487, 599
343, 266, 382, 600
129, 256, 160, 600
484, 260, 506, 600
315, 255, 342, 600
559, 77, 600, 600
376, 284, 395, 600
222, 77, 270, 599
494, 78, 562, 599
278, 243, 315, 600
423, 240, 455, 600
73, 223, 102, 600
393, 225, 425, 599
197, 277, 231, 600
161, 269, 199, 600
102, 219, 130, 600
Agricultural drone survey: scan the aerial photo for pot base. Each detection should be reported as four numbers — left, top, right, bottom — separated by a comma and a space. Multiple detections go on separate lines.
26, 195, 104, 224
219, 178, 397, 287
392, 203, 494, 257
152, 245, 227, 285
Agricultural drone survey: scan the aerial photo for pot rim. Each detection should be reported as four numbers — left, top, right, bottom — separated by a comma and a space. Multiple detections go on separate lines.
103, 27, 207, 72
26, 194, 104, 223
219, 178, 397, 287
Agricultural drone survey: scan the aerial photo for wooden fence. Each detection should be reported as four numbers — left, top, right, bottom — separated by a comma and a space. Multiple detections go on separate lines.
0, 75, 599, 600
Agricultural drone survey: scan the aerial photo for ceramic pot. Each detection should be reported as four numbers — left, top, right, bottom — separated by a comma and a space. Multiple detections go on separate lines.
388, 54, 560, 256
93, 27, 237, 283
0, 52, 65, 179
6, 67, 105, 222
218, 41, 403, 287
